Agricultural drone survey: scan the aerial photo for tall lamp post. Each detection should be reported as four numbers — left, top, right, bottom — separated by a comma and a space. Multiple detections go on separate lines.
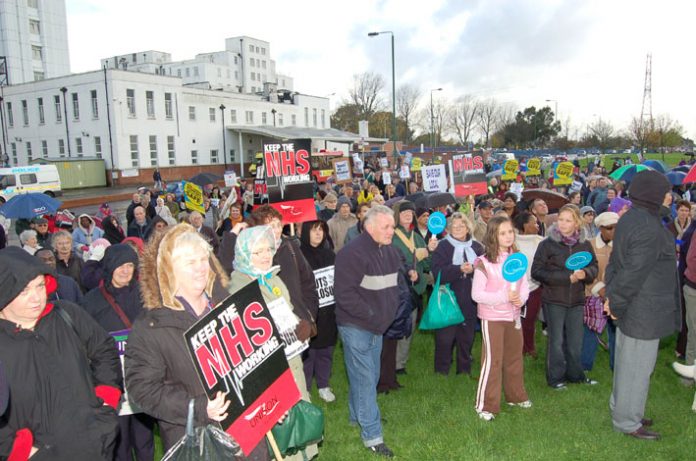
367, 31, 397, 166
430, 87, 442, 158
271, 108, 277, 127
60, 86, 71, 157
219, 104, 227, 170
545, 99, 558, 119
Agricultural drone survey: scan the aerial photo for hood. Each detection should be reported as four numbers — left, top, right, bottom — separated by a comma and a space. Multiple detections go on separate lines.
139, 223, 229, 310
77, 213, 96, 232
102, 244, 139, 286
546, 223, 591, 244
233, 225, 278, 276
0, 247, 56, 310
300, 220, 332, 250
122, 237, 144, 254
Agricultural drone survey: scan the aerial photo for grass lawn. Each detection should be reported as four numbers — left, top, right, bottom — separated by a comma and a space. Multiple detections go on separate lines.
579, 152, 693, 172
304, 326, 695, 460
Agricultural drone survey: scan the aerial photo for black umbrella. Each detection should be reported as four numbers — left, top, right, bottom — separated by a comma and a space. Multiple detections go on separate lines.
405, 192, 427, 203
416, 192, 457, 209
188, 173, 223, 187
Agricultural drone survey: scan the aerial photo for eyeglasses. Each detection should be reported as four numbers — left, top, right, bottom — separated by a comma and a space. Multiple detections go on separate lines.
252, 247, 274, 256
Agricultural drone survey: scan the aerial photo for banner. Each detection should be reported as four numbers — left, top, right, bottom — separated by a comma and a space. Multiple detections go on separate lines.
185, 283, 301, 455
450, 153, 487, 196
554, 161, 574, 186
183, 181, 205, 214
411, 157, 422, 172
313, 266, 335, 308
526, 157, 541, 176
332, 158, 352, 184
502, 159, 519, 181
422, 164, 448, 192
260, 142, 317, 223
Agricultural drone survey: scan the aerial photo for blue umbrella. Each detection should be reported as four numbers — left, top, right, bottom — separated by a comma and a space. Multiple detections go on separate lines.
666, 171, 687, 186
0, 193, 62, 219
672, 165, 691, 173
642, 159, 667, 174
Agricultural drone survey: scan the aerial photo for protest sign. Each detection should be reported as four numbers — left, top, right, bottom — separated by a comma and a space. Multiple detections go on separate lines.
259, 142, 317, 223
526, 157, 541, 176
450, 153, 487, 196
379, 157, 389, 169
399, 165, 411, 179
382, 171, 392, 186
422, 164, 448, 192
183, 181, 205, 214
185, 282, 301, 455
266, 296, 308, 360
110, 329, 139, 416
509, 182, 524, 199
224, 171, 238, 188
352, 153, 364, 174
554, 161, 574, 186
313, 266, 335, 308
411, 157, 422, 172
502, 159, 519, 181
332, 158, 352, 184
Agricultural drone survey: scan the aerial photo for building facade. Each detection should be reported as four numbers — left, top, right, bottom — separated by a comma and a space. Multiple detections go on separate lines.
0, 0, 71, 84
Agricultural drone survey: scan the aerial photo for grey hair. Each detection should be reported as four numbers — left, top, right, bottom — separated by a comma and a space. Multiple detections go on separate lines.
364, 204, 394, 227
447, 212, 474, 233
51, 229, 72, 249
19, 229, 37, 244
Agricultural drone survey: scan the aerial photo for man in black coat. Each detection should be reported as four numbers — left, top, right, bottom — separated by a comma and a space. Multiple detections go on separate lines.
605, 170, 681, 441
0, 247, 122, 460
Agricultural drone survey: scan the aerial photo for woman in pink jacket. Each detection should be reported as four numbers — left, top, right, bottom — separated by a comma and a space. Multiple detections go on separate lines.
472, 215, 531, 421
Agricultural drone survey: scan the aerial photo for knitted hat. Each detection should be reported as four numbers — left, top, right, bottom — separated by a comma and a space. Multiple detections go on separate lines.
337, 196, 352, 209
608, 197, 632, 214
628, 171, 670, 211
416, 207, 430, 218
398, 201, 416, 213
580, 205, 595, 216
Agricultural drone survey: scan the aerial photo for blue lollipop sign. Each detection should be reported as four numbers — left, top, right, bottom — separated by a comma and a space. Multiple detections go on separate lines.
427, 211, 447, 235
565, 251, 593, 271
502, 253, 528, 291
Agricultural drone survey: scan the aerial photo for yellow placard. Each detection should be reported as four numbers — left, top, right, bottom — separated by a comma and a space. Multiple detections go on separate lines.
320, 169, 334, 177
411, 157, 422, 172
502, 159, 519, 181
554, 161, 574, 186
183, 181, 205, 214
526, 157, 541, 176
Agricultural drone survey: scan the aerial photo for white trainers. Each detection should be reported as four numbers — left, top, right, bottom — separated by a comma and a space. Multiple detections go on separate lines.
318, 387, 336, 402
508, 400, 533, 408
672, 361, 695, 379
477, 411, 495, 421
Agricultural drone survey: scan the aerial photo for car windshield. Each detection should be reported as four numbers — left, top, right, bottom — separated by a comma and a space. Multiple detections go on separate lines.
0, 174, 17, 189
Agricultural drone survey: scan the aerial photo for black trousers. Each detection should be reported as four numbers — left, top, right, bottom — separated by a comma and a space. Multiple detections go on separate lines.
434, 321, 475, 375
116, 413, 155, 461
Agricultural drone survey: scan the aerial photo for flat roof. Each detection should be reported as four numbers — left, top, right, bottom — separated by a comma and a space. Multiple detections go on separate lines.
225, 125, 387, 143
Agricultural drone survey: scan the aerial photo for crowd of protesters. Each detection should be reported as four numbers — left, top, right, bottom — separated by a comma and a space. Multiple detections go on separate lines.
0, 152, 694, 459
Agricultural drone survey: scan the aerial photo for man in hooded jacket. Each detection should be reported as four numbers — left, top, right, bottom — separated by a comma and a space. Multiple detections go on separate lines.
605, 170, 681, 440
0, 247, 122, 460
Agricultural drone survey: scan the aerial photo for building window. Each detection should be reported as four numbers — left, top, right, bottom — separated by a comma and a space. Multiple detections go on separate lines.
94, 136, 102, 159
21, 100, 29, 126
29, 19, 40, 34
262, 61, 266, 69
41, 140, 48, 158
164, 93, 173, 119
26, 142, 33, 162
249, 44, 254, 52
278, 113, 284, 126
304, 107, 309, 126
31, 46, 42, 61
321, 109, 326, 128
255, 46, 260, 53
126, 89, 136, 117
217, 68, 222, 78
185, 68, 190, 77
247, 149, 254, 163
91, 90, 99, 119
226, 69, 230, 78
250, 73, 256, 81
177, 69, 182, 77
6, 102, 13, 127
191, 150, 198, 165
230, 109, 237, 123
188, 106, 196, 121
209, 107, 216, 122
210, 149, 219, 164
261, 112, 267, 125
75, 137, 83, 157
229, 149, 236, 162
38, 98, 45, 124
167, 136, 175, 165
250, 59, 255, 68
33, 72, 44, 81
312, 108, 317, 127
130, 135, 139, 167
149, 135, 158, 166
58, 139, 65, 158
245, 111, 253, 124
291, 114, 297, 126
11, 143, 17, 165
71, 93, 79, 120
54, 96, 61, 122
146, 91, 155, 118
27, 0, 39, 8
234, 70, 238, 79
193, 66, 199, 77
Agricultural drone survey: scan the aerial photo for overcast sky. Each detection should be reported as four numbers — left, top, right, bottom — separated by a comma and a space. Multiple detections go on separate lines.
66, 0, 695, 139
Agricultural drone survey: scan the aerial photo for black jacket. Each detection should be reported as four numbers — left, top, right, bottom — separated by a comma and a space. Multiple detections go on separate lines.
531, 225, 598, 307
127, 219, 152, 241
55, 251, 85, 292
431, 237, 484, 321
605, 206, 681, 339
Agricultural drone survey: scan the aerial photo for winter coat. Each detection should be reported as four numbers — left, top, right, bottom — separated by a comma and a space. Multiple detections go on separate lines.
605, 205, 681, 339
52, 273, 84, 304
72, 214, 104, 256
531, 225, 598, 307
327, 212, 358, 252
384, 269, 414, 340
473, 253, 530, 322
343, 221, 362, 246
0, 248, 121, 461
195, 224, 219, 254
127, 219, 152, 241
101, 218, 125, 245
391, 202, 431, 295
300, 221, 337, 349
55, 250, 85, 292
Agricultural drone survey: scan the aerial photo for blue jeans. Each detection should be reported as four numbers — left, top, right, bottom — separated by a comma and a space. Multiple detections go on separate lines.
338, 325, 383, 447
581, 320, 616, 371
543, 303, 586, 386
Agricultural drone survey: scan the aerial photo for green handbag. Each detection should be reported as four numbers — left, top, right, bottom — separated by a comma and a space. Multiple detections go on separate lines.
419, 272, 465, 330
270, 400, 324, 458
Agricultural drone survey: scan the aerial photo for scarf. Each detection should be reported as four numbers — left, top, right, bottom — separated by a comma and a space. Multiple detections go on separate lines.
561, 230, 580, 247
445, 234, 477, 265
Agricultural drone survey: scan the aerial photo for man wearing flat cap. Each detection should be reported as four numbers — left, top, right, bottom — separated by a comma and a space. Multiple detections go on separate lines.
605, 170, 681, 441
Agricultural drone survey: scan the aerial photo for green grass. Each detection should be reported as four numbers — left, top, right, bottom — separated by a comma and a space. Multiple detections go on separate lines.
579, 152, 692, 172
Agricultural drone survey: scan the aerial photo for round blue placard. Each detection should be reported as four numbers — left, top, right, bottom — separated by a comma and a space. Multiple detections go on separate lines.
427, 212, 447, 235
502, 253, 528, 283
565, 251, 593, 270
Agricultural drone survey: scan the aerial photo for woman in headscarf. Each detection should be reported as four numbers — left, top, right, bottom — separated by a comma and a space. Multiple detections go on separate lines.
102, 215, 126, 245
155, 197, 176, 226
229, 225, 319, 461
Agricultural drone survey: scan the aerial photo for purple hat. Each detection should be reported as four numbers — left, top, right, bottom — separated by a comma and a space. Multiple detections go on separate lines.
608, 197, 632, 213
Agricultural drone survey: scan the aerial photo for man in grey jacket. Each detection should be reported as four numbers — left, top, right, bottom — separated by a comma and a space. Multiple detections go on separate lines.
605, 170, 681, 440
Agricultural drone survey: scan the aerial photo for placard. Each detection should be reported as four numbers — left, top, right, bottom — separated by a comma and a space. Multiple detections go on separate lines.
509, 182, 524, 199
399, 165, 411, 179
502, 159, 519, 181
382, 171, 392, 186
110, 329, 140, 416
554, 161, 574, 186
526, 157, 541, 176
332, 158, 352, 184
313, 266, 335, 308
450, 153, 487, 196
183, 181, 205, 214
422, 164, 448, 192
379, 157, 389, 168
224, 171, 238, 187
411, 157, 422, 172
184, 283, 301, 455
352, 153, 364, 174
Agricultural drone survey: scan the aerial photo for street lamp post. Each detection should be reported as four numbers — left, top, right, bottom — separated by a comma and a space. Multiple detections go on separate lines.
368, 31, 397, 167
271, 108, 277, 127
545, 99, 558, 119
430, 88, 442, 158
219, 104, 227, 169
60, 87, 71, 157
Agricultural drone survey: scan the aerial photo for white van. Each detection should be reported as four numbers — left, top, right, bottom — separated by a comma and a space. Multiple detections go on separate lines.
0, 165, 62, 203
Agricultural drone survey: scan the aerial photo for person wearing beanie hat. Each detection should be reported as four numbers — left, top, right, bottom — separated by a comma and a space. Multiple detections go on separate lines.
328, 195, 358, 252
608, 197, 632, 217
605, 170, 680, 440
580, 206, 598, 238
0, 246, 122, 460
318, 191, 338, 222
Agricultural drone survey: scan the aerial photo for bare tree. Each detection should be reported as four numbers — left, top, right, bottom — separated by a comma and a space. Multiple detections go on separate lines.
396, 84, 421, 143
477, 98, 499, 148
349, 72, 385, 119
588, 118, 614, 153
416, 98, 450, 147
450, 95, 479, 146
